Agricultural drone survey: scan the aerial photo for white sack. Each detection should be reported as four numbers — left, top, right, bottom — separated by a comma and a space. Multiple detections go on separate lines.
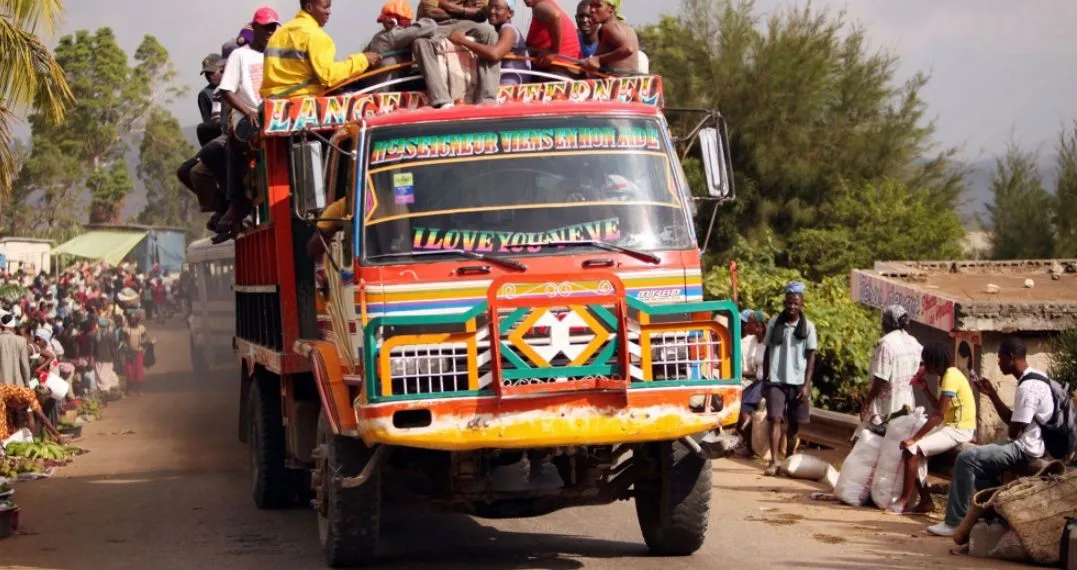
781, 454, 831, 480
834, 428, 884, 506
870, 409, 927, 509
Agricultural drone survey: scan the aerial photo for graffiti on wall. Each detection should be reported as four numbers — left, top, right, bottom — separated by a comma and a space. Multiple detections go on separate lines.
850, 271, 956, 331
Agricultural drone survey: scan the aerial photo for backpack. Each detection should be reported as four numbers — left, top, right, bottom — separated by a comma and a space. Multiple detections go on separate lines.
1019, 372, 1077, 460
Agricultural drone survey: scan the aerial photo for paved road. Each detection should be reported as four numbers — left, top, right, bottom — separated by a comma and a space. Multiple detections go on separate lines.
0, 323, 1025, 570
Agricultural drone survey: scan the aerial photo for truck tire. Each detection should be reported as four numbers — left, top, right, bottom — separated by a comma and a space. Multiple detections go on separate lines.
315, 413, 381, 567
634, 440, 711, 556
248, 379, 295, 509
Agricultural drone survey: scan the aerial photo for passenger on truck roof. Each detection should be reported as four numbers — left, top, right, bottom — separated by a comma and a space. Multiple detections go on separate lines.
448, 0, 531, 86
261, 0, 384, 99
418, 0, 489, 23
213, 6, 280, 244
412, 1, 500, 108
364, 1, 437, 68
583, 0, 640, 73
524, 0, 581, 72
576, 0, 599, 59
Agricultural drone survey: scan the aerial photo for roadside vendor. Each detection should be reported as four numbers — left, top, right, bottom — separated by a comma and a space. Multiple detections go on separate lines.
0, 384, 63, 441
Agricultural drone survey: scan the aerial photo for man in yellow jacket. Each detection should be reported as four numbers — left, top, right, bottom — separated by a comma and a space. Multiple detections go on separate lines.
262, 0, 383, 98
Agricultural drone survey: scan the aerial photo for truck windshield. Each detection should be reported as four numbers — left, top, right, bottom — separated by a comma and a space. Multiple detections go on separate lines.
361, 116, 694, 262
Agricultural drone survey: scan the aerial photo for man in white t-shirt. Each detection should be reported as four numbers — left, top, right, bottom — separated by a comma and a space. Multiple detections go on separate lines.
860, 305, 923, 422
215, 6, 280, 242
927, 337, 1053, 537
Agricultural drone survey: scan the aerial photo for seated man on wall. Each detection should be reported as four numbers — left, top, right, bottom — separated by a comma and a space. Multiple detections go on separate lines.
926, 337, 1053, 537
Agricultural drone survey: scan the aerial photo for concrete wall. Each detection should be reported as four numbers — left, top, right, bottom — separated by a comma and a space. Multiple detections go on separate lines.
0, 241, 52, 274
976, 332, 1054, 443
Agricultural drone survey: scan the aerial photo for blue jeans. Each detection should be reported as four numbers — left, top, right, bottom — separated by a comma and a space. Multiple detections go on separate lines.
944, 442, 1030, 526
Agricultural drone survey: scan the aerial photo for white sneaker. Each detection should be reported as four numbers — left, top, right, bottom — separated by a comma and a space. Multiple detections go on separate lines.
926, 522, 957, 537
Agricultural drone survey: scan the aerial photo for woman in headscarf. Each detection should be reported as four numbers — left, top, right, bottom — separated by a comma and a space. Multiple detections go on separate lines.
860, 305, 923, 423
93, 316, 120, 393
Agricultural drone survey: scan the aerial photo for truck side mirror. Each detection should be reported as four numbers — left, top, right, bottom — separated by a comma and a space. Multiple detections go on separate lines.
291, 141, 327, 215
699, 127, 733, 199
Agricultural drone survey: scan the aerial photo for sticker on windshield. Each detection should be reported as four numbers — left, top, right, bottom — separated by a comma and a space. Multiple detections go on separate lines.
370, 126, 662, 167
392, 172, 415, 205
411, 218, 622, 253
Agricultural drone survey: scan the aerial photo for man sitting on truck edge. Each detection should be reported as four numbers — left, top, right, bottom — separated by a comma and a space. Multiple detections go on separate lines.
448, 0, 531, 86
576, 0, 599, 59
418, 0, 489, 22
761, 281, 817, 476
213, 6, 280, 243
412, 0, 500, 108
926, 337, 1052, 537
582, 0, 639, 74
262, 0, 383, 99
364, 1, 437, 67
524, 0, 581, 73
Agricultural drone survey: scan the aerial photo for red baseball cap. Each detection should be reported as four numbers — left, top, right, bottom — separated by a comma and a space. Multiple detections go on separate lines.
252, 6, 281, 26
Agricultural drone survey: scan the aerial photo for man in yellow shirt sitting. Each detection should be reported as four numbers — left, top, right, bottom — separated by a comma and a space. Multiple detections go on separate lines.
262, 0, 384, 99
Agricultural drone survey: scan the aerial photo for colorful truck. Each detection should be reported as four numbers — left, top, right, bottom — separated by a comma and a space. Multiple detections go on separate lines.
233, 66, 741, 567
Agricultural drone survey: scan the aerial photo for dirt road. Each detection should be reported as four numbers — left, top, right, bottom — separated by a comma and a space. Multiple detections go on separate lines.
0, 323, 1025, 570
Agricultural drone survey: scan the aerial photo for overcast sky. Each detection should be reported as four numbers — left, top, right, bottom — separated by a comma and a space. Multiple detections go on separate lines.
49, 0, 1077, 161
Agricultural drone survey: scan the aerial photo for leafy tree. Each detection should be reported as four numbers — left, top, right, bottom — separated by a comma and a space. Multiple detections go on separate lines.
1047, 329, 1077, 394
786, 178, 965, 279
986, 144, 1056, 259
0, 0, 73, 196
704, 234, 879, 412
1055, 122, 1077, 257
640, 0, 964, 269
12, 28, 185, 232
136, 107, 197, 229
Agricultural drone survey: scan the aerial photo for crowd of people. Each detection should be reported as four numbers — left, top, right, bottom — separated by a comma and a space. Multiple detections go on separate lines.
735, 281, 1070, 540
177, 0, 649, 244
0, 262, 170, 441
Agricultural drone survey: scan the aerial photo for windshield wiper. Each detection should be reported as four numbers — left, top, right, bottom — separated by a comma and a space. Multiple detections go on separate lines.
367, 249, 528, 271
520, 240, 662, 265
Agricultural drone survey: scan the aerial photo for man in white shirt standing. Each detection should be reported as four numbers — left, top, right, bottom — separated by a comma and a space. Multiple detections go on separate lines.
927, 337, 1053, 537
215, 6, 280, 241
860, 305, 923, 422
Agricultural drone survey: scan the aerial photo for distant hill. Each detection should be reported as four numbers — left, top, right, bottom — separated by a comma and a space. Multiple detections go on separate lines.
956, 155, 1058, 228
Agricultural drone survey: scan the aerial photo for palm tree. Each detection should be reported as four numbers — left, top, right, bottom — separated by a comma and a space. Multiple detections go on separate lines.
0, 0, 73, 195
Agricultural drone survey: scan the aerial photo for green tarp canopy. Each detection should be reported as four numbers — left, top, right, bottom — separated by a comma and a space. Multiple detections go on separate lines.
52, 230, 148, 266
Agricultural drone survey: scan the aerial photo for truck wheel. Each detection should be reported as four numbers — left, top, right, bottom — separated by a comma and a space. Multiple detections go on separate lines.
314, 412, 381, 567
634, 440, 711, 556
248, 379, 294, 509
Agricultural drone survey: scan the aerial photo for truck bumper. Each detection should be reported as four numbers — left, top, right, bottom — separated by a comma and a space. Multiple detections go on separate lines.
354, 385, 740, 451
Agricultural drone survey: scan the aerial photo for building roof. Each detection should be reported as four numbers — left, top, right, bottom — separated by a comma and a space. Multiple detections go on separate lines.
0, 237, 53, 245
851, 259, 1077, 332
83, 224, 188, 233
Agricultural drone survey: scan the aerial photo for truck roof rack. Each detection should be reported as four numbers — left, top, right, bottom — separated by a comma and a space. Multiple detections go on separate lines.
262, 63, 665, 137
